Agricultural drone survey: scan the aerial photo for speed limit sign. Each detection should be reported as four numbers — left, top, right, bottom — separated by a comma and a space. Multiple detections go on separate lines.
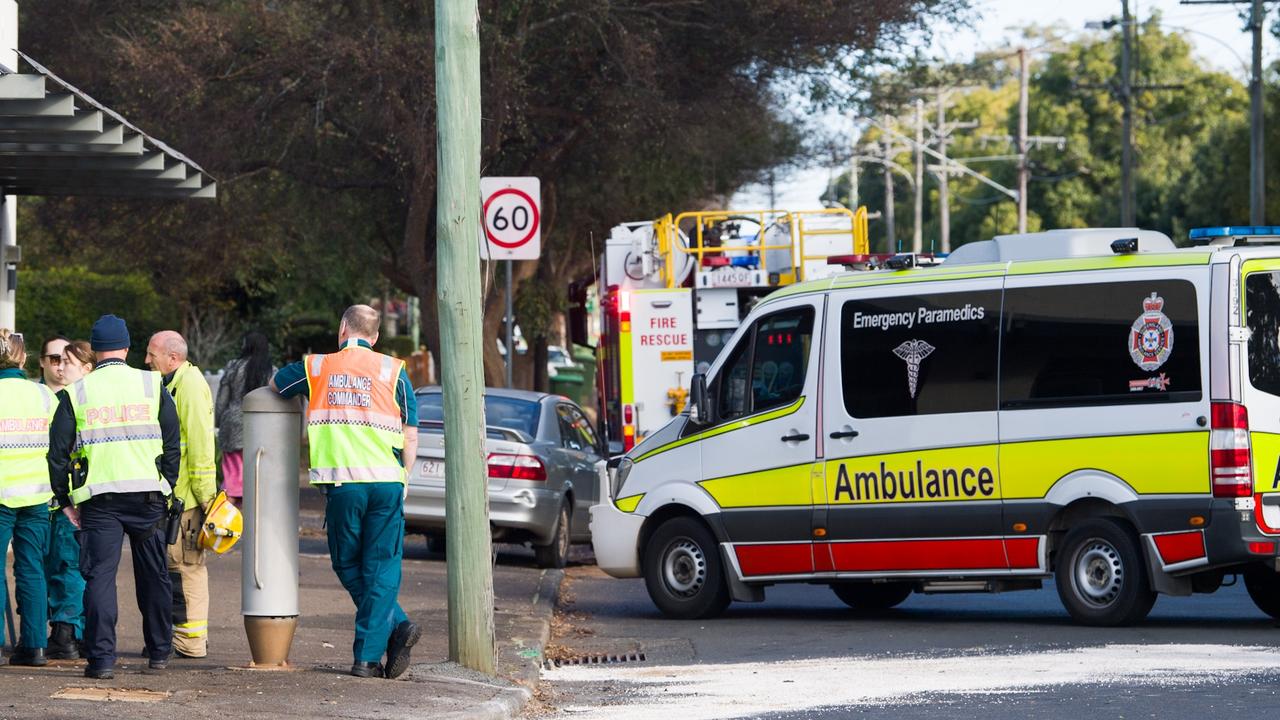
481, 176, 541, 260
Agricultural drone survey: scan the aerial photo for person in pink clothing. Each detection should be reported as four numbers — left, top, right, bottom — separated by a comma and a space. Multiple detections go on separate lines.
214, 332, 273, 507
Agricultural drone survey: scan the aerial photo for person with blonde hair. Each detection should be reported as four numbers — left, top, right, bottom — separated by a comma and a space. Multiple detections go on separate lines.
0, 329, 55, 666
43, 338, 93, 660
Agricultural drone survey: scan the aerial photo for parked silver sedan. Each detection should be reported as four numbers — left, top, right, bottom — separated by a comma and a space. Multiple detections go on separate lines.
405, 387, 607, 568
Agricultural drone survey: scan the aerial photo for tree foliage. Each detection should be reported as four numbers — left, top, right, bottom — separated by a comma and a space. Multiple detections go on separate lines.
18, 0, 960, 383
832, 18, 1251, 250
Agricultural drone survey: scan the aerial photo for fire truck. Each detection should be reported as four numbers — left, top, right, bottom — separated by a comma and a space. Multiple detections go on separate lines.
594, 207, 869, 452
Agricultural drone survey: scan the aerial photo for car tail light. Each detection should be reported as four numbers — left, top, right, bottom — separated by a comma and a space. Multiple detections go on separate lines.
1210, 402, 1253, 498
487, 453, 547, 481
619, 290, 632, 333
622, 404, 636, 451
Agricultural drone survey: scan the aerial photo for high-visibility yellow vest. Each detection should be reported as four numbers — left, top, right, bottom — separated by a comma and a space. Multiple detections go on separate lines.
304, 344, 406, 485
67, 364, 171, 505
0, 377, 56, 508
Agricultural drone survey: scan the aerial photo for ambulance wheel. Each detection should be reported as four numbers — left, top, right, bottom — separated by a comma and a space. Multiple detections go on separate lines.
425, 534, 446, 556
831, 582, 912, 611
1243, 563, 1280, 619
643, 516, 730, 619
535, 503, 571, 569
1055, 518, 1156, 626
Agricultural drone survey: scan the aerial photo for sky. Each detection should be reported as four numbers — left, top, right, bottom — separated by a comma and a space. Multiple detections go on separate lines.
730, 0, 1277, 210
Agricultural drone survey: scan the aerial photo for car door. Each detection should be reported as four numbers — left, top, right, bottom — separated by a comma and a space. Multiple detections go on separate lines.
820, 279, 1007, 576
556, 402, 603, 537
698, 295, 823, 580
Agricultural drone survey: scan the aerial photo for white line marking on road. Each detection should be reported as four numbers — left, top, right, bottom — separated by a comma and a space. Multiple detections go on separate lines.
545, 644, 1280, 718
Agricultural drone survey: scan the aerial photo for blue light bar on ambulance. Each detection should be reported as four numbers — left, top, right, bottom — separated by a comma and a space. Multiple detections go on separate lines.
1189, 226, 1280, 245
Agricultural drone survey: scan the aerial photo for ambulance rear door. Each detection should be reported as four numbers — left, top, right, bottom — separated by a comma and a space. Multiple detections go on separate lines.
1240, 258, 1280, 533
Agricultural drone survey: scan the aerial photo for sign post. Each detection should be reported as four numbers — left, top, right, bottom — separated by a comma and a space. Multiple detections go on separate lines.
481, 176, 541, 388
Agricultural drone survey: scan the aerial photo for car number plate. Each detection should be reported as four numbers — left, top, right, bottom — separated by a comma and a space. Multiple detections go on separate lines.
419, 460, 446, 480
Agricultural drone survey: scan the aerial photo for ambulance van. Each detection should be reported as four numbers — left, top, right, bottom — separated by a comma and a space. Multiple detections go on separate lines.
589, 226, 1280, 626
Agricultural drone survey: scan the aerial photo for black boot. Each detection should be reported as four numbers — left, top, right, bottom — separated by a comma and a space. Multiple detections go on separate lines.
9, 647, 47, 667
47, 622, 80, 660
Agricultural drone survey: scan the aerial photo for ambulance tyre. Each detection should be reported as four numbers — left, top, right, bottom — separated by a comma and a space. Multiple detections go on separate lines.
535, 503, 571, 569
643, 516, 730, 619
830, 582, 913, 611
1242, 563, 1280, 619
1055, 518, 1156, 626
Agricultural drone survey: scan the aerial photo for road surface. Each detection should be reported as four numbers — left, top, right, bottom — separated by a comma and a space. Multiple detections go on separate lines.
536, 559, 1280, 719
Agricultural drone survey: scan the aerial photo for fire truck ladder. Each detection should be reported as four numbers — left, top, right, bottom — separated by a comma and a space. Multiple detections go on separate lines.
652, 207, 869, 289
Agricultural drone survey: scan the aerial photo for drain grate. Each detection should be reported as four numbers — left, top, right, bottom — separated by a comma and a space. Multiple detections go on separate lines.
544, 651, 646, 670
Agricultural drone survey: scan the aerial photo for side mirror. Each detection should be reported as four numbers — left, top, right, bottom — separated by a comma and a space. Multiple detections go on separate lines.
689, 373, 712, 426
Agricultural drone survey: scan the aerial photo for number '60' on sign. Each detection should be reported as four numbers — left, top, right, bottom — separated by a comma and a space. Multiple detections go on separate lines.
480, 176, 541, 260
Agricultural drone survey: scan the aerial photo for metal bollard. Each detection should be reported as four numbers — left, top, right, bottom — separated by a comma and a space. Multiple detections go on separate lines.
241, 387, 301, 668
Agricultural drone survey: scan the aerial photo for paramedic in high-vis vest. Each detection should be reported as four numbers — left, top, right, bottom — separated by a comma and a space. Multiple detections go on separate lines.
0, 329, 55, 667
270, 304, 421, 680
146, 330, 217, 659
47, 315, 182, 680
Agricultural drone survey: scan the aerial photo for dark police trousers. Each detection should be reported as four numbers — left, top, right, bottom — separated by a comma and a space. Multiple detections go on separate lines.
79, 493, 173, 669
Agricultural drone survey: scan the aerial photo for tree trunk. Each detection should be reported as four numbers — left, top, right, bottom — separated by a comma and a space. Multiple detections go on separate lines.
480, 258, 537, 388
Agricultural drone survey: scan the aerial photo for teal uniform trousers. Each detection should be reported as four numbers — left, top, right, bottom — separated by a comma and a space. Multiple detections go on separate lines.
324, 482, 409, 664
46, 510, 84, 638
0, 504, 49, 649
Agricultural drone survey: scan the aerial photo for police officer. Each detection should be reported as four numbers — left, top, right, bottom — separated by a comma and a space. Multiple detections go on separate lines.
0, 329, 54, 666
270, 304, 421, 679
47, 315, 181, 679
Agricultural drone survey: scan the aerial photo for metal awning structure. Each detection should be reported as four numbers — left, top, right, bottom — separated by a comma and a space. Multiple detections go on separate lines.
0, 52, 215, 199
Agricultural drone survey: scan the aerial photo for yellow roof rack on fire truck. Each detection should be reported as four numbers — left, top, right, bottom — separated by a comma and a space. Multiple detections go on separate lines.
595, 206, 870, 453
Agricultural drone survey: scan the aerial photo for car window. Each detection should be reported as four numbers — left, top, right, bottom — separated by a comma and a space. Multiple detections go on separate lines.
714, 306, 814, 423
566, 405, 600, 455
1002, 280, 1200, 408
416, 393, 542, 436
556, 405, 585, 451
841, 290, 1000, 418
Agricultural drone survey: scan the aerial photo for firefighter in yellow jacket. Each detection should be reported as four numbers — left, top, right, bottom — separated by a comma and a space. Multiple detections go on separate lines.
146, 331, 216, 658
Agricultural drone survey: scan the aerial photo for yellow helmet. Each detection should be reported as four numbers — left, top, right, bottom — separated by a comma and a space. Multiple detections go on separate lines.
199, 491, 243, 554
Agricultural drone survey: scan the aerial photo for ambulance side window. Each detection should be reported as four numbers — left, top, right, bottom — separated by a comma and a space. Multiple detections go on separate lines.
841, 290, 1001, 418
1001, 280, 1201, 408
1247, 272, 1280, 396
714, 307, 815, 423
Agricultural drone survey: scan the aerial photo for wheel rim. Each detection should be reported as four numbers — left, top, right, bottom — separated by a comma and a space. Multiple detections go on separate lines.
1073, 538, 1124, 608
662, 538, 707, 598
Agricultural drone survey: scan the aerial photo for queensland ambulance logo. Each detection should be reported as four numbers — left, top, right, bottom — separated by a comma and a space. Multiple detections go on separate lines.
893, 339, 935, 398
1129, 292, 1174, 372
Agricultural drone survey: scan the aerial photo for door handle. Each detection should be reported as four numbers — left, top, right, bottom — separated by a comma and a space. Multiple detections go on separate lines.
829, 429, 859, 439
780, 433, 810, 443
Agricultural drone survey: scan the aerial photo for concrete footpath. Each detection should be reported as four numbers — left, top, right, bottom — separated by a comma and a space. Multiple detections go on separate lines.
0, 499, 559, 720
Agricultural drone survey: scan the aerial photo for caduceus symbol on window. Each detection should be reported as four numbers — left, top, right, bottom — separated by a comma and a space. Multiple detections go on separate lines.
893, 339, 935, 399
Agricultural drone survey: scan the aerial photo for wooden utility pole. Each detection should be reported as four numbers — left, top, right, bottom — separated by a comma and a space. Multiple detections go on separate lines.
913, 98, 924, 253
1017, 47, 1030, 233
1119, 0, 1135, 226
1179, 0, 1267, 222
1250, 0, 1265, 223
435, 0, 496, 674
882, 126, 896, 251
